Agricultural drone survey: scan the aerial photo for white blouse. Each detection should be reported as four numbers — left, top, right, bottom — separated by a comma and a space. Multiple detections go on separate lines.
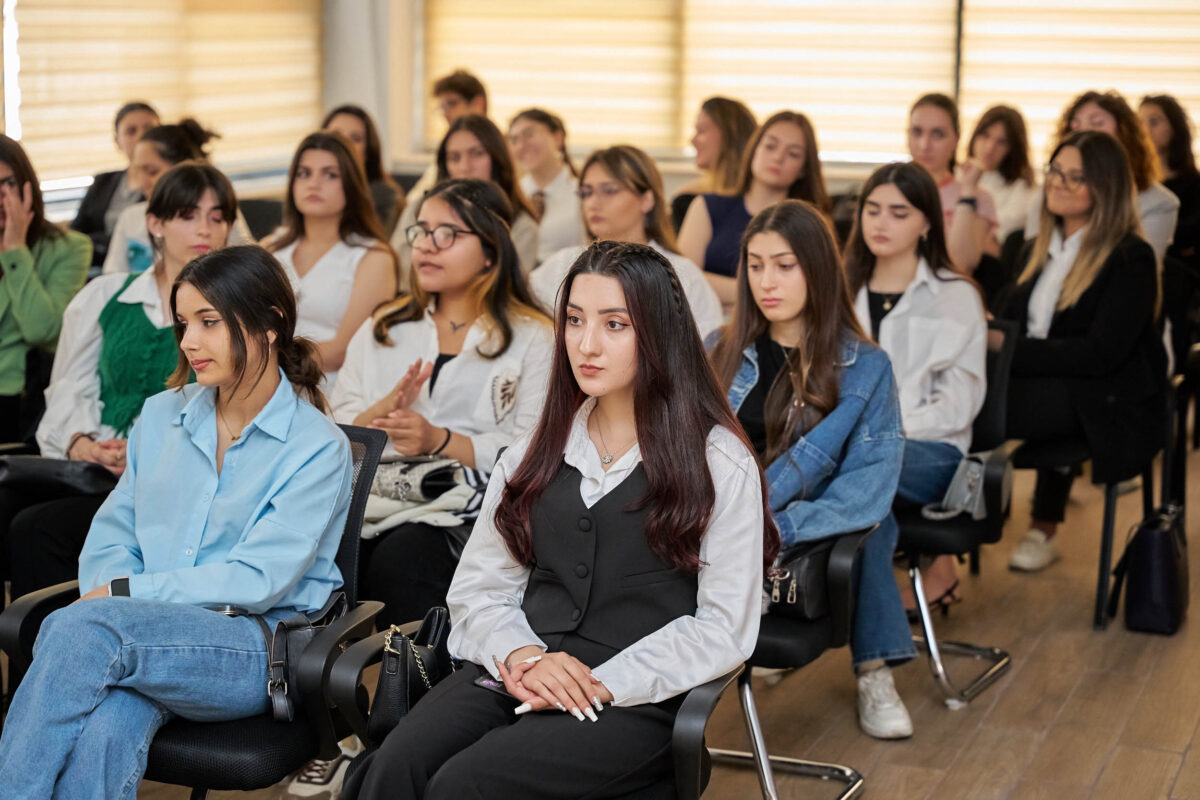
854, 258, 987, 454
446, 397, 764, 707
37, 270, 169, 458
520, 165, 587, 264
979, 171, 1036, 245
1025, 227, 1083, 340
329, 308, 555, 470
102, 201, 253, 275
529, 241, 724, 339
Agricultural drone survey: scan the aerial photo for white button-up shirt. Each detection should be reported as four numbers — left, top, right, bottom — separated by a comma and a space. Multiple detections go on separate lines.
1026, 227, 1084, 340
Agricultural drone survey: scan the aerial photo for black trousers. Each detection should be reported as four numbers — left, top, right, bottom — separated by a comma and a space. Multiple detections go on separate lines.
0, 394, 20, 444
342, 663, 677, 800
1006, 376, 1085, 523
362, 522, 470, 628
8, 493, 107, 599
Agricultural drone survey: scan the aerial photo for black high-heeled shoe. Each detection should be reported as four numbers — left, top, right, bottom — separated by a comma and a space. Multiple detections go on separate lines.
905, 580, 962, 623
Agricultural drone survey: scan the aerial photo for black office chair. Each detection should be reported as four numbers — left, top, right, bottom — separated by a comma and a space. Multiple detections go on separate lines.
1188, 343, 1200, 450
239, 198, 284, 241
0, 425, 387, 799
894, 320, 1017, 706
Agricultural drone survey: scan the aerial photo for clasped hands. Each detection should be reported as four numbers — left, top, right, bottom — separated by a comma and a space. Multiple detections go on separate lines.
495, 645, 614, 723
364, 359, 445, 454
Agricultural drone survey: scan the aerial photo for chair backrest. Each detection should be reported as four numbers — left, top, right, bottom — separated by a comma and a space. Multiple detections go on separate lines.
239, 198, 284, 241
334, 424, 387, 604
971, 319, 1019, 453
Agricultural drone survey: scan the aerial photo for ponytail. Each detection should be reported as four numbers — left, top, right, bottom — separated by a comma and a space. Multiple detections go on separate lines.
142, 118, 220, 165
277, 334, 328, 414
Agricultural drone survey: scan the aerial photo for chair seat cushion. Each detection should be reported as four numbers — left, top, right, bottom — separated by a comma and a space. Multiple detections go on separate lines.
1012, 439, 1090, 470
749, 614, 832, 670
144, 713, 317, 790
895, 507, 988, 555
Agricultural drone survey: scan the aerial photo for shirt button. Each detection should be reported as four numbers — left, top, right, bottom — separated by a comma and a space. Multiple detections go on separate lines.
575, 564, 589, 578
571, 608, 582, 621
185, 549, 193, 556
202, 493, 211, 502
578, 517, 592, 532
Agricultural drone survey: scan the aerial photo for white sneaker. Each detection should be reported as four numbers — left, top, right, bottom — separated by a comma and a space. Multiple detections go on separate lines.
286, 740, 358, 798
856, 666, 913, 739
1008, 529, 1060, 572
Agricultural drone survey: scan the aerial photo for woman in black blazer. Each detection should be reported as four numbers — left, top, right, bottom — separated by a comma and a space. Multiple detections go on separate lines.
1001, 130, 1166, 572
69, 101, 159, 266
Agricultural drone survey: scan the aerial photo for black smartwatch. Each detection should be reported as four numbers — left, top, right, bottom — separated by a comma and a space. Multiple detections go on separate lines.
957, 196, 978, 210
110, 577, 130, 597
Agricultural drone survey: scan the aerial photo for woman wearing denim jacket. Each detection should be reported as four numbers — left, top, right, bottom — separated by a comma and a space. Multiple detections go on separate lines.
710, 200, 913, 740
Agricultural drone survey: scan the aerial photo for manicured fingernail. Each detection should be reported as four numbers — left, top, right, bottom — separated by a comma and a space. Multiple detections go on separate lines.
584, 707, 598, 722
555, 702, 567, 712
513, 702, 532, 715
570, 707, 586, 722
592, 696, 604, 712
520, 655, 542, 665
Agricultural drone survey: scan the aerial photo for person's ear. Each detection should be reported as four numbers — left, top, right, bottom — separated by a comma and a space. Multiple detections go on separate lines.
146, 214, 164, 242
639, 190, 655, 216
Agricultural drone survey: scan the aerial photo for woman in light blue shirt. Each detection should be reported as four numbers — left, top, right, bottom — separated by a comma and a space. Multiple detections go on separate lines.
0, 244, 353, 799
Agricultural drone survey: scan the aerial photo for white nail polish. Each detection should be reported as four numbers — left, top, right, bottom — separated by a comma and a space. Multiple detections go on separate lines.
571, 707, 586, 722
584, 707, 598, 722
513, 702, 532, 715
555, 702, 567, 712
592, 696, 604, 712
520, 655, 543, 665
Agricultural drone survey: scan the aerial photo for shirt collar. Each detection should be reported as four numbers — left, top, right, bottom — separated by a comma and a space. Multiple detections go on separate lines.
117, 268, 163, 311
1049, 226, 1086, 259
563, 396, 643, 477
743, 334, 860, 367
909, 256, 941, 296
175, 368, 299, 443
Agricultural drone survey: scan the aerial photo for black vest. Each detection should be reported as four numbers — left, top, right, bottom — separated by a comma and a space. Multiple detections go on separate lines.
521, 462, 699, 668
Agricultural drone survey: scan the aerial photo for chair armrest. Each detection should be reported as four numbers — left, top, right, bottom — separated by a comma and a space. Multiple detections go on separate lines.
0, 442, 36, 455
328, 629, 390, 746
0, 580, 80, 667
827, 526, 876, 649
981, 445, 1015, 544
672, 666, 742, 800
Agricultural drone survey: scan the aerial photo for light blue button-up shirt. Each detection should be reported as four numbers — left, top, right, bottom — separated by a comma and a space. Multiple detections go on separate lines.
79, 372, 352, 615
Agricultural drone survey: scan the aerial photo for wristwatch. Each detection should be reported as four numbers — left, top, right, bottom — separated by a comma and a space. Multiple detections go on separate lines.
110, 577, 130, 597
957, 196, 978, 210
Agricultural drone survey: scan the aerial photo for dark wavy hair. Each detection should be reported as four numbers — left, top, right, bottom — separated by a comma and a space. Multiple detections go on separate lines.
0, 135, 59, 246
968, 105, 1034, 185
169, 244, 327, 412
322, 104, 399, 188
1055, 90, 1159, 192
437, 114, 539, 220
736, 111, 831, 216
140, 119, 219, 164
495, 240, 780, 574
1140, 94, 1197, 179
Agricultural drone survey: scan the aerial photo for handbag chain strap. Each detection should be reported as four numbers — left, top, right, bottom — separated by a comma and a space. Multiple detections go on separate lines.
382, 624, 433, 689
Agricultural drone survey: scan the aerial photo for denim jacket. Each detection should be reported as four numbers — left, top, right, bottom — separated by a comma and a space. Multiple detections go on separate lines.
726, 336, 904, 548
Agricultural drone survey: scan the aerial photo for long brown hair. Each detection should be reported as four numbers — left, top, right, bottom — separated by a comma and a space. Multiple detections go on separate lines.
578, 145, 679, 253
437, 114, 539, 220
1021, 130, 1150, 313
1054, 90, 1159, 192
0, 135, 59, 246
371, 179, 548, 355
495, 241, 780, 573
700, 96, 757, 194
968, 105, 1034, 185
711, 201, 867, 467
509, 108, 577, 178
169, 244, 327, 413
736, 111, 832, 216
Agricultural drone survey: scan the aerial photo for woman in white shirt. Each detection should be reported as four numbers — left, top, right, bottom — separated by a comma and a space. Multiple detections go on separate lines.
530, 145, 723, 338
967, 105, 1037, 247
844, 161, 988, 610
263, 131, 398, 387
103, 120, 251, 274
508, 108, 587, 263
342, 239, 777, 800
331, 178, 553, 626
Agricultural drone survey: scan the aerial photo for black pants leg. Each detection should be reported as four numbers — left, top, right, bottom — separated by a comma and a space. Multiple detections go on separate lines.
0, 395, 21, 444
8, 494, 107, 599
1006, 376, 1085, 524
363, 522, 469, 628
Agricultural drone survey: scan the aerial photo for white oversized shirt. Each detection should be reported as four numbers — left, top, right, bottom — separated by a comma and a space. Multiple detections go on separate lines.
446, 397, 765, 707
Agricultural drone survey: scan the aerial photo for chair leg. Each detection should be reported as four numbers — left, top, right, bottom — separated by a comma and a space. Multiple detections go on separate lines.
1141, 466, 1155, 519
909, 564, 1011, 709
1094, 485, 1119, 631
969, 546, 981, 576
709, 671, 864, 799
189, 790, 208, 800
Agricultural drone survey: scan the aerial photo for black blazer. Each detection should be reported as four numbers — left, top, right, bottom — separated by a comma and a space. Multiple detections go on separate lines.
1001, 233, 1167, 483
70, 170, 133, 266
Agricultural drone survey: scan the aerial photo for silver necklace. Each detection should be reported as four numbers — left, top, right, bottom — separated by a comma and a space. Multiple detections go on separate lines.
593, 411, 632, 466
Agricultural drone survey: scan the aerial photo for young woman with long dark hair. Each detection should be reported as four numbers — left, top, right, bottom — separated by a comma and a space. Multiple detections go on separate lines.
710, 200, 914, 739
967, 104, 1037, 245
508, 108, 587, 262
671, 96, 758, 230
0, 245, 353, 797
323, 104, 405, 234
1139, 94, 1198, 265
1003, 130, 1166, 571
343, 239, 778, 799
264, 131, 398, 386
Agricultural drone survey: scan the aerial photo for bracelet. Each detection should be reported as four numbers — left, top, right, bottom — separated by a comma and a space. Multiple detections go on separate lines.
957, 196, 978, 209
430, 427, 452, 456
67, 432, 95, 460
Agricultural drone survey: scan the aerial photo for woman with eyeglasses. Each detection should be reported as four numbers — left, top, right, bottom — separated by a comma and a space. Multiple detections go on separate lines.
330, 178, 553, 627
1001, 131, 1166, 572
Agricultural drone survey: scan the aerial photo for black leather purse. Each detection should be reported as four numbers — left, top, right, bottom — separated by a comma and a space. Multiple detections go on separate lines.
1107, 506, 1188, 635
764, 537, 836, 620
367, 605, 452, 743
0, 455, 118, 496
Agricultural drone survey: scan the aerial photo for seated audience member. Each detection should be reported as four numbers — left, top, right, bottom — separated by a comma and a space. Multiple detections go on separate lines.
103, 120, 252, 274
671, 96, 757, 231
263, 132, 398, 386
5, 164, 237, 601
908, 93, 999, 275
844, 162, 987, 613
1025, 90, 1179, 266
324, 104, 405, 234
392, 115, 539, 279
0, 135, 91, 444
968, 105, 1037, 246
0, 245, 353, 798
331, 179, 553, 627
677, 110, 831, 309
403, 69, 489, 219
342, 240, 777, 800
711, 200, 914, 739
70, 101, 160, 266
529, 145, 722, 337
508, 108, 587, 263
1003, 131, 1166, 571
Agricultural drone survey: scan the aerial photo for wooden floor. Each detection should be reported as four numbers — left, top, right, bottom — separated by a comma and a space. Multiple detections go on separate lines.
128, 443, 1200, 798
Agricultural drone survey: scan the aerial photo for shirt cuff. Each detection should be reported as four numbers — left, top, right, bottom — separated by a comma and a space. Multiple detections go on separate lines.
479, 630, 547, 680
589, 659, 638, 706
127, 573, 158, 601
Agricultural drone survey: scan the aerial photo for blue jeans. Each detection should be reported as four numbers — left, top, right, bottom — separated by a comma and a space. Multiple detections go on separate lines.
852, 439, 963, 666
0, 597, 270, 800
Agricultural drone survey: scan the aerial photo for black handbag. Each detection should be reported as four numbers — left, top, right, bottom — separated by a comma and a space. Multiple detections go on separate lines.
0, 455, 118, 496
367, 605, 452, 743
1107, 505, 1188, 635
764, 537, 835, 620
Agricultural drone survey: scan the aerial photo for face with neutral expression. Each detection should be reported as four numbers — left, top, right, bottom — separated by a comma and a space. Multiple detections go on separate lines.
1070, 102, 1118, 136
746, 230, 807, 325
115, 110, 159, 163
564, 273, 637, 400
578, 163, 653, 243
324, 113, 368, 167
293, 149, 347, 219
909, 105, 958, 177
410, 195, 490, 296
1139, 102, 1172, 153
175, 283, 273, 392
146, 187, 230, 267
691, 110, 721, 171
861, 182, 930, 260
444, 130, 493, 181
750, 121, 806, 190
971, 122, 1010, 173
131, 140, 173, 197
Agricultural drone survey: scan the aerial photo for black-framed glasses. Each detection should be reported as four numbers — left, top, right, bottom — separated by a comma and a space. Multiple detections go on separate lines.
405, 223, 477, 251
1044, 164, 1086, 192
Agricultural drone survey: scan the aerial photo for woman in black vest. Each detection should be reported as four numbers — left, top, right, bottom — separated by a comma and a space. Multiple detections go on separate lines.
343, 241, 780, 799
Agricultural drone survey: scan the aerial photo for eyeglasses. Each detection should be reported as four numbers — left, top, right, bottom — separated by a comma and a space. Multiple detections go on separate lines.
405, 223, 477, 251
576, 184, 629, 201
1044, 164, 1086, 192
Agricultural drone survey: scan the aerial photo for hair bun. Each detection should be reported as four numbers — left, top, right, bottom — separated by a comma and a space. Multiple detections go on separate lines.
177, 117, 220, 152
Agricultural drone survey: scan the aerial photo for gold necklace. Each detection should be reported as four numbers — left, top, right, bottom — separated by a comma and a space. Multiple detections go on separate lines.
217, 406, 242, 442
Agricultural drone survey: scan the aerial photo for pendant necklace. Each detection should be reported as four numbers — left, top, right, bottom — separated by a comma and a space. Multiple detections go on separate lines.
218, 406, 242, 442
593, 410, 632, 466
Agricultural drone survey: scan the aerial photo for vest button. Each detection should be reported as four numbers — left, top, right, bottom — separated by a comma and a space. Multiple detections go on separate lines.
578, 517, 592, 532
575, 564, 588, 578
571, 608, 582, 621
